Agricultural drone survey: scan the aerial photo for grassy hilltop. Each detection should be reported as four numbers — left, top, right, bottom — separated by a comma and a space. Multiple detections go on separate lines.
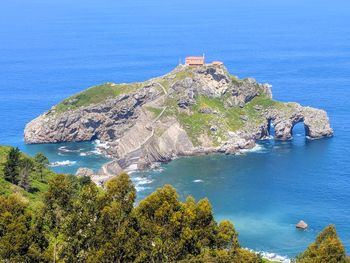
47, 65, 292, 147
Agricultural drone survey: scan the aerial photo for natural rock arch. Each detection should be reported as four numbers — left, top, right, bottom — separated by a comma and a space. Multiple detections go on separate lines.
266, 104, 333, 140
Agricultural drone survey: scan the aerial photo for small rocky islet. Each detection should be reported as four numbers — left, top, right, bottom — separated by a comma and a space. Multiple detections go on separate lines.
24, 62, 333, 184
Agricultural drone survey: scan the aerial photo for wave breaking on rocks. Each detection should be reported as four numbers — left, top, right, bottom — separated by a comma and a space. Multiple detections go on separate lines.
25, 64, 333, 184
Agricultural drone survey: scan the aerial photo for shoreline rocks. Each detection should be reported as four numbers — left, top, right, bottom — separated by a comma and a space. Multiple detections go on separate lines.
296, 220, 308, 230
24, 64, 333, 182
75, 167, 94, 177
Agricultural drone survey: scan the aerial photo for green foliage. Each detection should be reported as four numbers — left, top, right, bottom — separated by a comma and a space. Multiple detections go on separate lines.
34, 152, 49, 166
34, 152, 49, 180
0, 146, 55, 208
3, 147, 21, 184
61, 183, 101, 262
43, 174, 75, 232
296, 224, 350, 263
89, 176, 139, 262
0, 172, 263, 262
262, 259, 280, 263
77, 175, 92, 186
146, 106, 163, 117
0, 194, 33, 262
104, 173, 136, 213
54, 82, 142, 113
0, 149, 348, 262
134, 185, 258, 262
18, 158, 33, 191
52, 67, 195, 114
175, 95, 281, 146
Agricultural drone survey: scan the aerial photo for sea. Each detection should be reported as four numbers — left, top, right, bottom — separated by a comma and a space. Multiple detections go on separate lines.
1, 0, 350, 258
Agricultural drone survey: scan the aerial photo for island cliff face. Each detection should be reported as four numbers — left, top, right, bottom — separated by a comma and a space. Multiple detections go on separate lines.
24, 64, 333, 183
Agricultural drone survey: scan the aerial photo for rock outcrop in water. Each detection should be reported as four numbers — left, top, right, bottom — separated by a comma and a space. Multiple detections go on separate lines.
296, 220, 308, 230
24, 64, 333, 184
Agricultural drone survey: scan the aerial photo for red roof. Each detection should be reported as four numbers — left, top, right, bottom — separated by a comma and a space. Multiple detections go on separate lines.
185, 56, 205, 65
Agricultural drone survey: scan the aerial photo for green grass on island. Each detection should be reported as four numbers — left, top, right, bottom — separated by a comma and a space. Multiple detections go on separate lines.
53, 82, 143, 113
47, 67, 288, 148
52, 68, 195, 114
145, 106, 163, 117
167, 94, 283, 146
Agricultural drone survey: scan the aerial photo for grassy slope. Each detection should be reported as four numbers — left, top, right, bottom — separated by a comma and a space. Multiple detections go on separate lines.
54, 82, 142, 113
165, 94, 284, 146
53, 67, 195, 115
48, 68, 289, 147
0, 146, 54, 208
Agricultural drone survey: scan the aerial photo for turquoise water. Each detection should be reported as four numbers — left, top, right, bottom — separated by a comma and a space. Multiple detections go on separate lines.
1, 0, 350, 257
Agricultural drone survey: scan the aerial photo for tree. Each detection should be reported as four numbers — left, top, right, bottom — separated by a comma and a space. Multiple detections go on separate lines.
3, 147, 21, 184
216, 220, 238, 249
61, 182, 101, 262
296, 224, 350, 263
0, 194, 33, 262
87, 174, 139, 263
41, 174, 75, 262
78, 175, 92, 186
19, 158, 33, 191
181, 247, 261, 263
135, 184, 183, 262
34, 152, 49, 180
43, 174, 75, 230
104, 173, 136, 213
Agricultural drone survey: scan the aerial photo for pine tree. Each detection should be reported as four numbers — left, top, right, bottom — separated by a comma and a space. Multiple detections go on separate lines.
34, 152, 49, 180
3, 147, 21, 184
19, 159, 32, 191
296, 224, 350, 263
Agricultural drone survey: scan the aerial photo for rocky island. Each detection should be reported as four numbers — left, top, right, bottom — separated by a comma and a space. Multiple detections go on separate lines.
24, 63, 333, 184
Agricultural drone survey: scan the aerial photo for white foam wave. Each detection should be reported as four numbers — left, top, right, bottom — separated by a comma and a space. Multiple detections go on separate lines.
49, 160, 77, 167
259, 251, 290, 263
244, 248, 290, 263
260, 135, 274, 140
133, 176, 154, 185
153, 167, 164, 173
58, 146, 82, 153
93, 139, 110, 149
241, 144, 265, 153
124, 164, 139, 174
135, 186, 151, 192
90, 140, 110, 156
132, 176, 154, 192
91, 149, 103, 155
193, 179, 203, 183
79, 151, 95, 156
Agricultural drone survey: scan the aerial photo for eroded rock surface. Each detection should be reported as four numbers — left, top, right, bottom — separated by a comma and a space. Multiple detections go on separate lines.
24, 64, 333, 183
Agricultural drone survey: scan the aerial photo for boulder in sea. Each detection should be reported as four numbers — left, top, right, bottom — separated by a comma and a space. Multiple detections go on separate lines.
296, 220, 308, 230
